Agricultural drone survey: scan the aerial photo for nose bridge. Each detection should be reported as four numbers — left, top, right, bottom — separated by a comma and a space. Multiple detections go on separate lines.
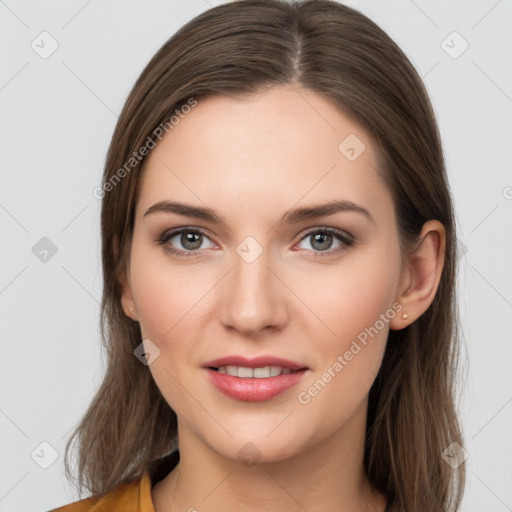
220, 239, 285, 334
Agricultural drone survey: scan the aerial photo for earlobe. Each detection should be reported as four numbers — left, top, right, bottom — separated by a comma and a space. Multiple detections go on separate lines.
114, 234, 138, 322
390, 220, 445, 330
120, 273, 138, 322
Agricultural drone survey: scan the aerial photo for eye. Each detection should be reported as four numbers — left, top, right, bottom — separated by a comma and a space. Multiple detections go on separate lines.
295, 228, 354, 258
157, 226, 354, 259
157, 228, 215, 256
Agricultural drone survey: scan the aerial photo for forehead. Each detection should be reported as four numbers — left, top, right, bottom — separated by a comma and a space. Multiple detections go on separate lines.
136, 85, 393, 226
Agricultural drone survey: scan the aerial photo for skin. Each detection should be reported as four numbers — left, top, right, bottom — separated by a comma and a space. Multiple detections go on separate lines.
119, 83, 445, 512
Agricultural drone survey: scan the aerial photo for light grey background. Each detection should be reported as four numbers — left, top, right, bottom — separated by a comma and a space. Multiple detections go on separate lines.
1, 1, 511, 511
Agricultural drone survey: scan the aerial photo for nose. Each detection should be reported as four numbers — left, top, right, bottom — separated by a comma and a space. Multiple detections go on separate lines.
219, 247, 288, 336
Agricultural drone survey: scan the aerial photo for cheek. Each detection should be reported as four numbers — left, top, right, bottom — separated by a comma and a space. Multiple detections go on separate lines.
128, 239, 216, 412
299, 245, 400, 355
130, 238, 213, 340
293, 245, 400, 416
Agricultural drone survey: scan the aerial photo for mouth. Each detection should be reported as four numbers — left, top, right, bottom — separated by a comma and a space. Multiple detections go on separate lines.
202, 355, 309, 402
208, 365, 304, 378
202, 354, 307, 372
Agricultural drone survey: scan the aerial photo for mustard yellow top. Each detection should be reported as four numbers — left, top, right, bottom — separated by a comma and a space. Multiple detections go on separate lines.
49, 471, 154, 512
48, 451, 179, 512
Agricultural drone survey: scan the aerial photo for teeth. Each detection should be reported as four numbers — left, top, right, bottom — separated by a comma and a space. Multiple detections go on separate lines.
226, 365, 238, 376
237, 366, 253, 378
270, 366, 281, 377
217, 365, 295, 378
254, 367, 270, 378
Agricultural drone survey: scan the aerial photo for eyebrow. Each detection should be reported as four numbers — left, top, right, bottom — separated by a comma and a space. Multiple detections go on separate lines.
143, 199, 374, 225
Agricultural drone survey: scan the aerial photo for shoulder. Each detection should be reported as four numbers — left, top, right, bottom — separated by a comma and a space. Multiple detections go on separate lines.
47, 450, 180, 512
48, 471, 154, 512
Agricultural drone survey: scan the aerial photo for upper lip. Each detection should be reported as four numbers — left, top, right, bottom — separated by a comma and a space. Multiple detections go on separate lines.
203, 355, 307, 371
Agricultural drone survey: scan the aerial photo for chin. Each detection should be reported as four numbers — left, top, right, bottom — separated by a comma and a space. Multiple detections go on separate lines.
203, 424, 312, 465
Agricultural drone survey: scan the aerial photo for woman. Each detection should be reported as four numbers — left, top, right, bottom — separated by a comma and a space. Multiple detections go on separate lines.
51, 0, 466, 510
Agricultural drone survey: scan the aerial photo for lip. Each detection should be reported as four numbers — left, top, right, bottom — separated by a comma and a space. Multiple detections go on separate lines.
202, 355, 307, 371
202, 355, 309, 402
204, 367, 308, 402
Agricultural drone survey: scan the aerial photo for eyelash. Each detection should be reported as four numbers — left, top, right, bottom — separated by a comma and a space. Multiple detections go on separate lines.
156, 227, 354, 259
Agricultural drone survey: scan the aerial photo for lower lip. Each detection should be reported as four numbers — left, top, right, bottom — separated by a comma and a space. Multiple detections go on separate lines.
204, 368, 308, 402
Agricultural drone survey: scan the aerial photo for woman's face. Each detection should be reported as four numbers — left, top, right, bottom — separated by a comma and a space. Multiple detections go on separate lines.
123, 84, 408, 463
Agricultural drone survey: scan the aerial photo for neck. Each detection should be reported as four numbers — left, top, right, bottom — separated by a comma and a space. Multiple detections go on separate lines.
152, 402, 387, 512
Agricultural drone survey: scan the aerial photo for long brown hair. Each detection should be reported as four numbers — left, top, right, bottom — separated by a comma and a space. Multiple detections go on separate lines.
64, 1, 466, 509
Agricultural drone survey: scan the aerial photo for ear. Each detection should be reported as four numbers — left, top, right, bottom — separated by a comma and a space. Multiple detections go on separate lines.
390, 220, 446, 330
114, 234, 139, 322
